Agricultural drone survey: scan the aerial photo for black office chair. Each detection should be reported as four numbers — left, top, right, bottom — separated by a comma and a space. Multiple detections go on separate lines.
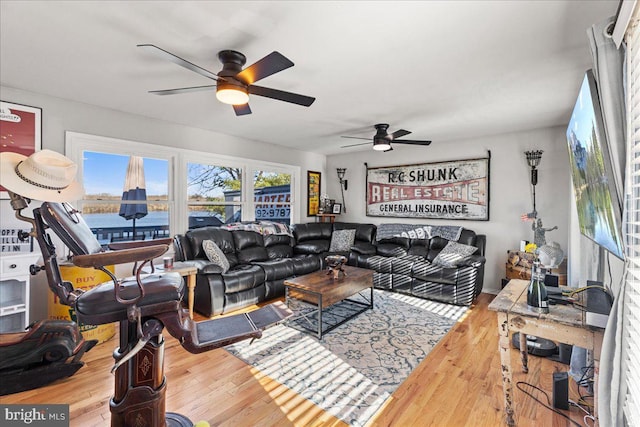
18, 199, 290, 427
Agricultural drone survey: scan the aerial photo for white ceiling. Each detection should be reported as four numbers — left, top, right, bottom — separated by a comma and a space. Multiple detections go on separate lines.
0, 1, 618, 155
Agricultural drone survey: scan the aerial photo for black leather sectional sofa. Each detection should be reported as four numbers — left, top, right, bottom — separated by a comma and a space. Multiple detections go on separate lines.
291, 223, 486, 306
173, 227, 320, 316
173, 222, 486, 316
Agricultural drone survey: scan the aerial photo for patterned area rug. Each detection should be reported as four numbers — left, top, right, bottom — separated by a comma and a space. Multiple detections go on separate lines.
225, 290, 468, 426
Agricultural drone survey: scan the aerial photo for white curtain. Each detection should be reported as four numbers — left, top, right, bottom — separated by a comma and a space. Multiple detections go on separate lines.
598, 7, 640, 426
588, 16, 627, 229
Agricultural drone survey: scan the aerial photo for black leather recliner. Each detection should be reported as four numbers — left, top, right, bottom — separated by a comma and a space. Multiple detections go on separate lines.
174, 226, 320, 317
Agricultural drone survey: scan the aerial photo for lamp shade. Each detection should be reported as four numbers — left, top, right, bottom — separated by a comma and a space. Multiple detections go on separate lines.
216, 87, 249, 105
373, 138, 391, 151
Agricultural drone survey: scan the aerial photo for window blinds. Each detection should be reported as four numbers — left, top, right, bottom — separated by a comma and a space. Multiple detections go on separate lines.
624, 8, 640, 425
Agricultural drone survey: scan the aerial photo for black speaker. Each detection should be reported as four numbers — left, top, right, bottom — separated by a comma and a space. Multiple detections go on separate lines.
552, 372, 569, 410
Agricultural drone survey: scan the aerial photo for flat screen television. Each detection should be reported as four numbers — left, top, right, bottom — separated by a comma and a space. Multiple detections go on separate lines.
566, 69, 624, 260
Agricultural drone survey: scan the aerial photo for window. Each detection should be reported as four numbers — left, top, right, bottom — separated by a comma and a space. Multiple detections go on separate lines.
80, 152, 169, 244
67, 132, 300, 241
253, 169, 292, 224
623, 8, 640, 425
66, 133, 175, 246
187, 162, 243, 228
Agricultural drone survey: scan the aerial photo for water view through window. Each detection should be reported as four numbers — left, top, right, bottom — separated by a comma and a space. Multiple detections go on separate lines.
82, 151, 169, 244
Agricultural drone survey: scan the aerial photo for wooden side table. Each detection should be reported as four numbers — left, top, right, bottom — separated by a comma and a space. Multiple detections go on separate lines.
316, 214, 337, 223
162, 261, 198, 320
488, 279, 603, 426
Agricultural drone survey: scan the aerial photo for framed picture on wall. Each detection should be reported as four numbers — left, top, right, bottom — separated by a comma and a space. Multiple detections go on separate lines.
307, 170, 321, 216
365, 156, 490, 220
0, 101, 42, 199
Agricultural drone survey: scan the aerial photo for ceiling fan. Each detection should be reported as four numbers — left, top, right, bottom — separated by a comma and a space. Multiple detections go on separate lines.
341, 124, 432, 151
138, 44, 315, 116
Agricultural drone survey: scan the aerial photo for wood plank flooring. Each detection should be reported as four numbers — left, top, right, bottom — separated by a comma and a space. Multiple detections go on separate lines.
0, 293, 593, 426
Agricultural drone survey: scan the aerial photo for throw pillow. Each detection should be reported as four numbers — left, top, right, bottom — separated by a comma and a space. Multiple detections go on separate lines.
202, 239, 230, 273
432, 241, 478, 268
329, 229, 356, 252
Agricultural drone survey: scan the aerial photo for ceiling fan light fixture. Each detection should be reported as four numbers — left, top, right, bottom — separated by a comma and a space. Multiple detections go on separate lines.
373, 138, 391, 151
216, 82, 249, 105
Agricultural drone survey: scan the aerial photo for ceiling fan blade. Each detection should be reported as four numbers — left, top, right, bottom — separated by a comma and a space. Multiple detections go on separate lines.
384, 146, 394, 152
341, 142, 372, 148
149, 85, 216, 96
137, 44, 220, 81
236, 51, 294, 85
341, 136, 371, 140
391, 129, 411, 139
394, 139, 432, 146
233, 104, 252, 116
249, 85, 315, 106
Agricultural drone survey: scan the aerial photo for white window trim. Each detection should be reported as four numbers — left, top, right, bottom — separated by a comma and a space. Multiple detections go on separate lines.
65, 131, 301, 236
180, 148, 300, 230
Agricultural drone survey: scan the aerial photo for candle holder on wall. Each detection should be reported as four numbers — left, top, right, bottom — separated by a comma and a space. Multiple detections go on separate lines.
336, 168, 347, 213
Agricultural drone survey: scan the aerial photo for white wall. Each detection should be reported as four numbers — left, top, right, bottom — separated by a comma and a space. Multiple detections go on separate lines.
326, 126, 572, 294
1, 86, 326, 320
3, 84, 620, 320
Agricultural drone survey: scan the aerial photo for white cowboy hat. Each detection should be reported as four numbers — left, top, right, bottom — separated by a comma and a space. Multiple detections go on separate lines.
0, 149, 83, 202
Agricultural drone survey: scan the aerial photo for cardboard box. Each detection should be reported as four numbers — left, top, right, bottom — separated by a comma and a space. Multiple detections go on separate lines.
505, 263, 567, 286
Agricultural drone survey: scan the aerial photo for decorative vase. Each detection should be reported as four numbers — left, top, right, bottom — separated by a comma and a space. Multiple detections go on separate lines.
527, 261, 549, 313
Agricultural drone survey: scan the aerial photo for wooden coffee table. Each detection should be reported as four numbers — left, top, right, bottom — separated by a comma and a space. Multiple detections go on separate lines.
284, 265, 374, 339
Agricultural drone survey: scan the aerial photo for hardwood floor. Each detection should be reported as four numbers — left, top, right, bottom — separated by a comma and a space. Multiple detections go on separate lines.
0, 293, 592, 426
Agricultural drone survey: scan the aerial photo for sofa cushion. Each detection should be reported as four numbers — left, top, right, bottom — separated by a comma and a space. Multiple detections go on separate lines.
264, 234, 294, 259
222, 264, 266, 294
253, 259, 295, 281
291, 254, 322, 275
333, 222, 376, 244
329, 229, 356, 252
233, 231, 269, 264
186, 227, 238, 268
376, 243, 408, 257
432, 241, 478, 268
291, 223, 333, 242
202, 239, 231, 273
294, 240, 331, 254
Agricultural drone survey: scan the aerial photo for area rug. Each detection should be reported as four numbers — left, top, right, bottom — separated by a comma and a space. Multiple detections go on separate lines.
225, 290, 468, 426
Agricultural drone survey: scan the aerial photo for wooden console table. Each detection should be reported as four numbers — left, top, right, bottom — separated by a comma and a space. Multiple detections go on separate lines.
316, 214, 337, 223
488, 279, 604, 426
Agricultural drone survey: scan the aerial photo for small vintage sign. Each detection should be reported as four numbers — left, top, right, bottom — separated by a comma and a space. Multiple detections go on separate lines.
1, 228, 32, 253
366, 157, 490, 220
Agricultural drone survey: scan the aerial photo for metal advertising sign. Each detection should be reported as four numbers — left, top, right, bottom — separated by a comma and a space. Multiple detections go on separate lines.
366, 157, 490, 220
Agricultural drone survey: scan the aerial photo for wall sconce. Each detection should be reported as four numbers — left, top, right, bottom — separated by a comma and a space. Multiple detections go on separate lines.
525, 150, 543, 219
337, 168, 347, 190
337, 168, 347, 213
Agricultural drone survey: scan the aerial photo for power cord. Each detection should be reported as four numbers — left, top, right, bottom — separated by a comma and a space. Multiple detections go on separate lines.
569, 399, 596, 426
516, 381, 582, 427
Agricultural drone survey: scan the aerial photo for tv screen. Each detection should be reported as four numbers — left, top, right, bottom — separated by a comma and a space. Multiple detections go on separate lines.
566, 70, 624, 259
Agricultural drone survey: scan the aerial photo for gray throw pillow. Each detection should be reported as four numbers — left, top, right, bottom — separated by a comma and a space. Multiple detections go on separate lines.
329, 229, 356, 252
432, 241, 478, 268
202, 239, 230, 273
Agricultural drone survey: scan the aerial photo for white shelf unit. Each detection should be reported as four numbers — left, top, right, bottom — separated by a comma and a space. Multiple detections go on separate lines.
0, 253, 40, 333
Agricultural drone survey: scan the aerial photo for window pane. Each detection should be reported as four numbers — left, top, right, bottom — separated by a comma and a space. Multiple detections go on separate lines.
188, 163, 242, 201
188, 205, 241, 228
82, 202, 169, 245
83, 151, 168, 200
81, 151, 169, 244
254, 170, 291, 224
